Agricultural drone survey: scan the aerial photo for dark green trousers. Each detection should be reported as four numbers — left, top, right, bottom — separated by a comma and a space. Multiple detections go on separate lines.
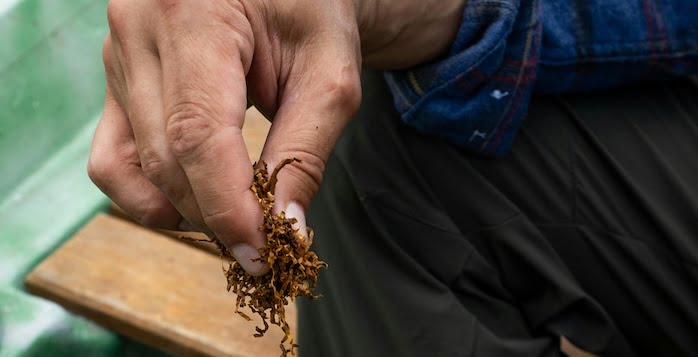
298, 72, 698, 357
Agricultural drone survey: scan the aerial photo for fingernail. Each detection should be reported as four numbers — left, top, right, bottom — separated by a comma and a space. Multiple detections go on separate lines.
231, 243, 270, 276
285, 201, 307, 238
178, 220, 196, 232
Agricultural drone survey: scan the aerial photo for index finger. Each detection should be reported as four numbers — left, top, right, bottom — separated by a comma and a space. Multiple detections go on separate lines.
158, 9, 266, 274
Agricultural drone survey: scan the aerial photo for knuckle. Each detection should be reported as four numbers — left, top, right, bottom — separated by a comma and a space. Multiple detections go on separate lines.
106, 0, 128, 34
140, 150, 189, 205
135, 197, 172, 228
213, 6, 253, 46
139, 146, 167, 184
202, 207, 234, 228
218, 29, 252, 60
201, 207, 249, 242
166, 101, 217, 159
291, 152, 325, 189
87, 153, 114, 192
271, 151, 325, 207
324, 74, 361, 116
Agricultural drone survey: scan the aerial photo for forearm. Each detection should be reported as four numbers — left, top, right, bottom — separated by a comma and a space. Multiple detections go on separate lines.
355, 0, 467, 69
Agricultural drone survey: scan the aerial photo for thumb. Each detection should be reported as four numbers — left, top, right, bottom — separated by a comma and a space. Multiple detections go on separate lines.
259, 57, 361, 237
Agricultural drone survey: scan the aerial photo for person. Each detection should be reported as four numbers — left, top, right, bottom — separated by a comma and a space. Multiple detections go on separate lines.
88, 0, 698, 355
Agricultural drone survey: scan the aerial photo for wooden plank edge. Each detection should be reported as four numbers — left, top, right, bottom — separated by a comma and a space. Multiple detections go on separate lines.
25, 270, 232, 357
110, 203, 220, 257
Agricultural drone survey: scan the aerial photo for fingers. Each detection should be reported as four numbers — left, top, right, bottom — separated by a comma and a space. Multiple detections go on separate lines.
88, 90, 183, 230
121, 46, 207, 233
104, 27, 205, 233
158, 11, 268, 274
259, 40, 361, 236
103, 1, 266, 275
106, 5, 208, 233
97, 0, 361, 277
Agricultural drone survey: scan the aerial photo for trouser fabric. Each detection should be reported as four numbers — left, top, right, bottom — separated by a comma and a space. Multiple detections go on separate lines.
298, 72, 698, 357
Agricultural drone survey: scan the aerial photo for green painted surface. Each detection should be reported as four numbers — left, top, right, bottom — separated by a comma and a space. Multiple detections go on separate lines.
0, 0, 106, 200
0, 288, 121, 357
0, 1, 165, 355
0, 0, 94, 68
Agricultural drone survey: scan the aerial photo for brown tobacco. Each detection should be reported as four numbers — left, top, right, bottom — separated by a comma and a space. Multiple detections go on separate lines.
183, 158, 326, 356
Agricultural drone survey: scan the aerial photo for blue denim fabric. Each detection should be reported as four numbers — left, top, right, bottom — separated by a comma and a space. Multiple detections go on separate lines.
385, 0, 698, 156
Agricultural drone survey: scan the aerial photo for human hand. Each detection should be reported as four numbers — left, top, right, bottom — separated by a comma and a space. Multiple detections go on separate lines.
88, 0, 465, 275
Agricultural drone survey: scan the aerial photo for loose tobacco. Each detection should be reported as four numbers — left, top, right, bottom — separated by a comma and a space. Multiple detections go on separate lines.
182, 158, 326, 356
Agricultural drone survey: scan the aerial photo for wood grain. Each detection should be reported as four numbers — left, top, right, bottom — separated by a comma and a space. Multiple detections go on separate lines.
110, 202, 219, 256
25, 213, 297, 357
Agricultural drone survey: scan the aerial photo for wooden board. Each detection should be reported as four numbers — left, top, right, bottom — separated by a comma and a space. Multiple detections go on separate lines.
110, 203, 219, 256
25, 213, 297, 357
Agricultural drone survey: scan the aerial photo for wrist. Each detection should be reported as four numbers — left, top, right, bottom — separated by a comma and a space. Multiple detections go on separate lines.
355, 0, 467, 69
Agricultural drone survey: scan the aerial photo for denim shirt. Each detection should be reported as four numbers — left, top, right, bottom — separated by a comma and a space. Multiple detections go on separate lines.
384, 0, 698, 156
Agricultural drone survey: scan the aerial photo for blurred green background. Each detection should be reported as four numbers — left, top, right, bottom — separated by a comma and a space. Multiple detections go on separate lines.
0, 1, 162, 355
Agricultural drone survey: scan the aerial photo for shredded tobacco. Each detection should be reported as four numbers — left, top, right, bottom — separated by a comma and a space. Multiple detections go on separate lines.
182, 158, 326, 356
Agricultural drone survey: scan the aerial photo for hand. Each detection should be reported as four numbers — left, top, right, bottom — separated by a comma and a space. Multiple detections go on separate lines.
88, 0, 466, 275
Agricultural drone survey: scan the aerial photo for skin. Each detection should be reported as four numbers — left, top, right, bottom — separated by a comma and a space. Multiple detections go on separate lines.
89, 0, 465, 274
89, 1, 595, 354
